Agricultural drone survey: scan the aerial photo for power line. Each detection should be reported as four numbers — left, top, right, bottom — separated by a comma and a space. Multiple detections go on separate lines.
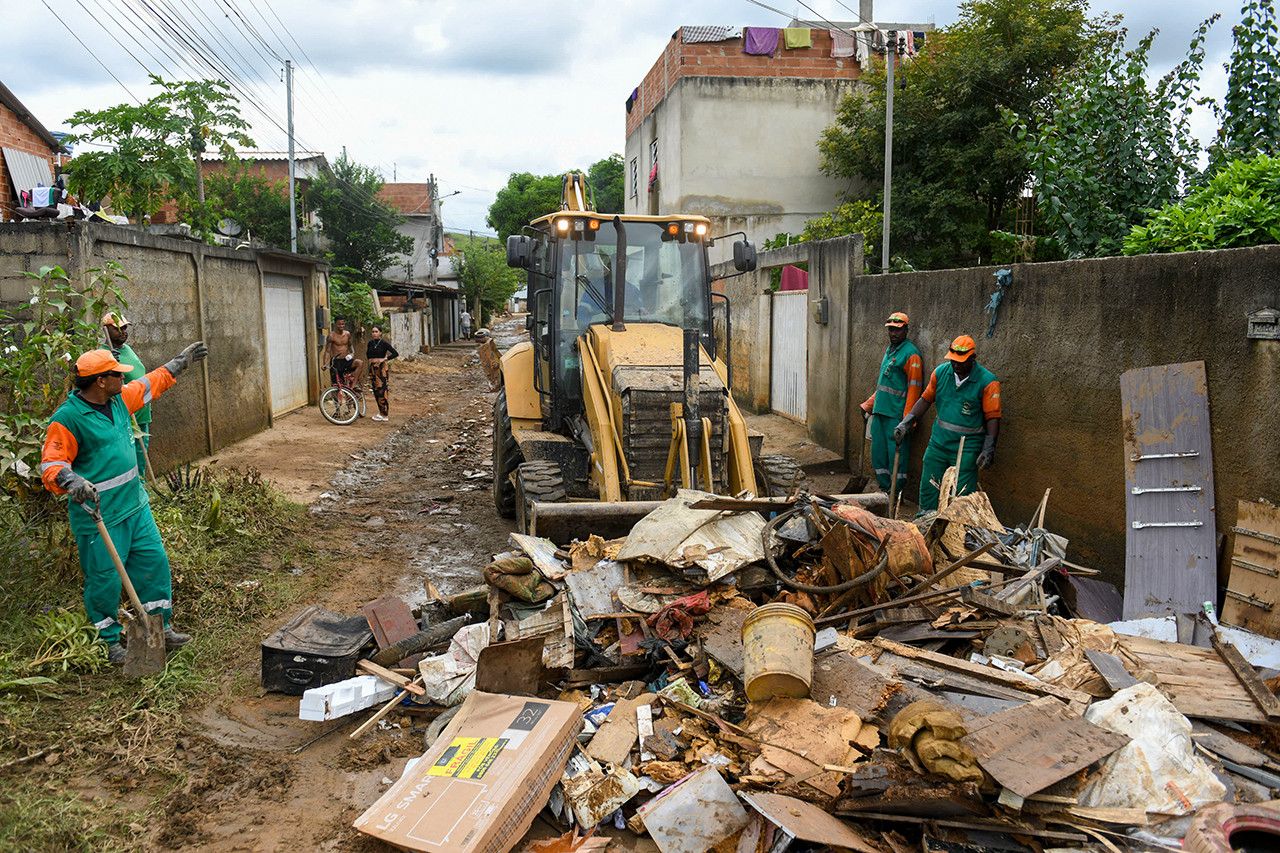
42, 0, 144, 106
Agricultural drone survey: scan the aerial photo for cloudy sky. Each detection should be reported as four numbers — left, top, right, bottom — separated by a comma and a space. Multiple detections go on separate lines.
7, 0, 1235, 235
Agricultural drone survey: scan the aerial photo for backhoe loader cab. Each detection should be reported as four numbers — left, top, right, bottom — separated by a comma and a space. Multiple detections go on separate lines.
494, 178, 801, 538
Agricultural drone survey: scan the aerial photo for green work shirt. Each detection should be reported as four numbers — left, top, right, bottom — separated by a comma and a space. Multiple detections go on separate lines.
871, 340, 923, 418
116, 344, 151, 424
930, 362, 999, 445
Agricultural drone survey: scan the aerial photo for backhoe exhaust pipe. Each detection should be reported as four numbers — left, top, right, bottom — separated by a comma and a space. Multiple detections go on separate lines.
684, 327, 702, 462
612, 216, 627, 332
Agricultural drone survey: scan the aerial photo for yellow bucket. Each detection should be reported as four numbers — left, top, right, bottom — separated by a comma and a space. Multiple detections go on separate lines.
741, 603, 815, 703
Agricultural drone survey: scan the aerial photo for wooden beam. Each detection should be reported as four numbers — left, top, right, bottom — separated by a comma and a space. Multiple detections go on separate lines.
1212, 632, 1280, 719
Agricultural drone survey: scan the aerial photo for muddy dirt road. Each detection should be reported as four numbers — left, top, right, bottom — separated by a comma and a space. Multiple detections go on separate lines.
158, 338, 517, 852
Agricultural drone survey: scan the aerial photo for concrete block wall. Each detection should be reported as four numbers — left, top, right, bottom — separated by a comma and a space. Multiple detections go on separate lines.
0, 221, 322, 470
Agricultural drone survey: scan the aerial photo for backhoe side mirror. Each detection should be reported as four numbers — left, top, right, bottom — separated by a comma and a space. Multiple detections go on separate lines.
733, 239, 757, 272
507, 235, 532, 269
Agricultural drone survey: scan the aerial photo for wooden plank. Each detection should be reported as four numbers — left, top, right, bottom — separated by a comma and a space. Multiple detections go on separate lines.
1119, 634, 1268, 723
1190, 721, 1280, 768
831, 812, 1086, 843
876, 652, 1038, 705
961, 696, 1130, 798
357, 659, 425, 696
959, 587, 1019, 617
1222, 500, 1280, 639
872, 637, 1092, 713
509, 532, 569, 580
1084, 649, 1138, 691
586, 694, 654, 765
1120, 361, 1217, 619
1212, 633, 1280, 719
701, 606, 748, 677
362, 596, 423, 667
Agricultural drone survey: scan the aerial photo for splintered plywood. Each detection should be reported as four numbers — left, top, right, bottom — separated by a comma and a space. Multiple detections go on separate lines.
961, 696, 1129, 798
1118, 634, 1267, 723
1221, 500, 1280, 638
1120, 361, 1217, 619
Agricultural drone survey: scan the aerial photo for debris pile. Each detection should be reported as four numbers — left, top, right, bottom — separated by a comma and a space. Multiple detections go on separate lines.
262, 485, 1280, 853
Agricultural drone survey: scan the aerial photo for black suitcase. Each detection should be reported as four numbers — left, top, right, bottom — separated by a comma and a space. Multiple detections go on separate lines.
261, 605, 373, 695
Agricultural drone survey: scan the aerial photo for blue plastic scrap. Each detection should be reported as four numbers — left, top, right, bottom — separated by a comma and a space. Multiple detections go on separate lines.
986, 268, 1012, 338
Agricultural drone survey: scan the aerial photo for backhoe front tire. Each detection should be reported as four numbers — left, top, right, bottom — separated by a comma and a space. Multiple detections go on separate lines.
514, 461, 567, 535
755, 454, 809, 498
493, 388, 522, 518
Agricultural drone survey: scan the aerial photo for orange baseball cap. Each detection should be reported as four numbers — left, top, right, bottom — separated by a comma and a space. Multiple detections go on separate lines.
945, 335, 976, 362
885, 312, 909, 327
75, 349, 134, 377
100, 311, 130, 327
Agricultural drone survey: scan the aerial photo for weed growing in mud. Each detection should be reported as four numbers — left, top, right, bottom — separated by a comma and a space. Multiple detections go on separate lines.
0, 780, 125, 853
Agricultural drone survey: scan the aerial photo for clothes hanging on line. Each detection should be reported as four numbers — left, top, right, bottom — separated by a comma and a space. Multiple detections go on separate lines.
830, 28, 856, 58
783, 27, 812, 49
743, 26, 779, 57
682, 25, 742, 44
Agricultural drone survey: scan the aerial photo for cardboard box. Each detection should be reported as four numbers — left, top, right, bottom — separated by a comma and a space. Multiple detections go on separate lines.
354, 691, 582, 853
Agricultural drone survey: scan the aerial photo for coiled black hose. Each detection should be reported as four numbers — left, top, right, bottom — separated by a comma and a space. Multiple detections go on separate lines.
762, 504, 890, 593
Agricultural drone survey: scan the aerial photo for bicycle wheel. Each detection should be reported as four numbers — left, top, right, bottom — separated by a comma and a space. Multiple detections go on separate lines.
357, 388, 367, 418
320, 386, 360, 425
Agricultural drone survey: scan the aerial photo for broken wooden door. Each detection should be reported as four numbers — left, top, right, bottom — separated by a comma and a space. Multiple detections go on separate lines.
1120, 361, 1217, 619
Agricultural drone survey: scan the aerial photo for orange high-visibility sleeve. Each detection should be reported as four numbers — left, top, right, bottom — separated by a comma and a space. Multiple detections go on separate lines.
904, 354, 925, 412
921, 370, 939, 404
120, 366, 177, 415
860, 392, 874, 413
982, 380, 1002, 419
41, 421, 79, 494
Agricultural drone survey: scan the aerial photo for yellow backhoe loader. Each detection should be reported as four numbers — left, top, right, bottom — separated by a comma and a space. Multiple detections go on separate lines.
494, 173, 806, 541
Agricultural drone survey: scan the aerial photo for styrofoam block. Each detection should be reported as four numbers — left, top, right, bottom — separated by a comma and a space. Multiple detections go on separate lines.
299, 674, 397, 721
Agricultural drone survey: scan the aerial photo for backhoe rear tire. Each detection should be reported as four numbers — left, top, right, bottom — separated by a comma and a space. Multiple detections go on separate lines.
514, 461, 567, 535
493, 388, 522, 518
755, 454, 809, 498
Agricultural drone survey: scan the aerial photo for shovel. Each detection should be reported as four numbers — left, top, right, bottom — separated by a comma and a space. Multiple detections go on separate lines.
87, 504, 166, 676
843, 415, 871, 493
887, 439, 903, 520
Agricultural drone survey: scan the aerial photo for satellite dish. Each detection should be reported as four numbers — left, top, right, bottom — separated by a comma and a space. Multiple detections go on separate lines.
216, 218, 243, 237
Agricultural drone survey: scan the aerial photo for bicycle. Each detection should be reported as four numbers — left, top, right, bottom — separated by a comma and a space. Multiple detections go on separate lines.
320, 361, 367, 425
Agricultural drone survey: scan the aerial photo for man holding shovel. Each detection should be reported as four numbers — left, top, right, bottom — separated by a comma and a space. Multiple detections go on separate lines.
859, 312, 924, 494
40, 341, 208, 666
894, 335, 1001, 513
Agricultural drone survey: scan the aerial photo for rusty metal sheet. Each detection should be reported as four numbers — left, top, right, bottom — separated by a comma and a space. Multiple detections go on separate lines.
741, 791, 879, 853
474, 637, 544, 696
1120, 361, 1217, 619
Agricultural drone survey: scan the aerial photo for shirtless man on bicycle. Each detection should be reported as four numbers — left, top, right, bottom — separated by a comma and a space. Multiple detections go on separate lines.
323, 318, 365, 387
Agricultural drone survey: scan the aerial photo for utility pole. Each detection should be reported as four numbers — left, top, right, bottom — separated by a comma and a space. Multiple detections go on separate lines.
881, 30, 896, 274
286, 59, 297, 253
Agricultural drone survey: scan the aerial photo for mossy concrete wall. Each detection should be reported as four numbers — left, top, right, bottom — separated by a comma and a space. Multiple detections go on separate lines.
0, 221, 326, 469
719, 239, 1280, 585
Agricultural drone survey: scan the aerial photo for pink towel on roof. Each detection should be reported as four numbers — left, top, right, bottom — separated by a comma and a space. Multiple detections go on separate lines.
743, 27, 779, 56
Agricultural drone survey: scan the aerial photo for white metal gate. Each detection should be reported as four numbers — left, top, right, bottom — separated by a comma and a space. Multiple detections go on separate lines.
770, 290, 808, 421
263, 274, 309, 415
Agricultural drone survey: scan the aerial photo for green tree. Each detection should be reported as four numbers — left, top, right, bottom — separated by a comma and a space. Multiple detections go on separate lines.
63, 75, 251, 222
1123, 153, 1280, 254
487, 172, 565, 240
178, 158, 300, 249
588, 154, 625, 213
818, 0, 1108, 269
454, 244, 524, 324
1010, 20, 1216, 257
310, 154, 413, 284
1211, 0, 1280, 171
327, 265, 381, 332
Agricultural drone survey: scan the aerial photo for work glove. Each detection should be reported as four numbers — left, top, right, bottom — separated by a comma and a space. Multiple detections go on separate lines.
55, 467, 98, 507
893, 414, 915, 444
163, 341, 208, 378
977, 435, 997, 470
861, 407, 871, 423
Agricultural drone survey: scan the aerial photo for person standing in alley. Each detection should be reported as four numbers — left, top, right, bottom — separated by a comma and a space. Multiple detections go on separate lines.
859, 312, 923, 493
894, 335, 1001, 513
460, 308, 473, 341
102, 312, 152, 479
41, 341, 208, 665
365, 324, 399, 422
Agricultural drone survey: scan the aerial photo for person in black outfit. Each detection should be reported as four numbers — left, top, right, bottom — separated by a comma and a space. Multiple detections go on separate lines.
366, 325, 399, 421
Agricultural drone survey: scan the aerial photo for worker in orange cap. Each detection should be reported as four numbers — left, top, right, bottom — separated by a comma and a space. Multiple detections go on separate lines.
894, 335, 1001, 512
859, 312, 924, 493
41, 341, 208, 666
